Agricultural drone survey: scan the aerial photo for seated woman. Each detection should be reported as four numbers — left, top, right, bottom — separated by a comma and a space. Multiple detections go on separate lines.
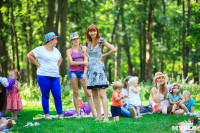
0, 77, 13, 131
149, 72, 185, 115
120, 76, 132, 117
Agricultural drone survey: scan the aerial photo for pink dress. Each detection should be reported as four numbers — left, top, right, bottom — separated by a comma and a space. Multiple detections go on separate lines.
7, 81, 23, 111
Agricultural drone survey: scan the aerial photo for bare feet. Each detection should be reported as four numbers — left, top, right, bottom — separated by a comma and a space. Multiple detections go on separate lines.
129, 108, 137, 119
1, 119, 13, 130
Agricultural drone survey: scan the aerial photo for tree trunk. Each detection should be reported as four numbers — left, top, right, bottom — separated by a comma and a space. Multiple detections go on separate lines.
142, 0, 147, 81
0, 1, 8, 76
184, 0, 191, 82
92, 0, 97, 24
57, 0, 68, 78
46, 0, 55, 33
182, 0, 187, 82
114, 26, 120, 80
161, 0, 166, 72
120, 1, 133, 75
146, 0, 154, 82
10, 1, 15, 69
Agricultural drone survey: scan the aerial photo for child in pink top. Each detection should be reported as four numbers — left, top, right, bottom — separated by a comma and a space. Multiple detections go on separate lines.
7, 70, 23, 120
111, 81, 128, 122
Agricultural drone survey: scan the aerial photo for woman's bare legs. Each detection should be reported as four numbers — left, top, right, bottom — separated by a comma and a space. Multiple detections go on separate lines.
92, 89, 102, 119
70, 78, 81, 117
80, 78, 96, 117
99, 89, 108, 120
157, 106, 167, 114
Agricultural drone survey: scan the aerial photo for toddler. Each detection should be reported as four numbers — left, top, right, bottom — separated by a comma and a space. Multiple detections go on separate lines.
111, 81, 128, 122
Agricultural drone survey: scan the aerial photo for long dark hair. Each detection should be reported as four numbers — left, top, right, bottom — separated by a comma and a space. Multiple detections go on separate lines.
0, 83, 7, 113
123, 76, 132, 88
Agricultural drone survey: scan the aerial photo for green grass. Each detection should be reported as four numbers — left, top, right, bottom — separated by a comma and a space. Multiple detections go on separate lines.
5, 101, 200, 133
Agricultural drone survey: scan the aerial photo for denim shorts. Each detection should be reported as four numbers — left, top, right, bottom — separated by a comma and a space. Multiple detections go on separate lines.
68, 71, 88, 79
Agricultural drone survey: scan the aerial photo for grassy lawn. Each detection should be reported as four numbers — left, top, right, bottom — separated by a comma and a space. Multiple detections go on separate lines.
5, 101, 200, 133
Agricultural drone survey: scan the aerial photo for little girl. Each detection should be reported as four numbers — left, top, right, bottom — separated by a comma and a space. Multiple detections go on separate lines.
168, 83, 189, 114
111, 81, 128, 122
0, 77, 13, 130
7, 70, 23, 120
128, 76, 143, 118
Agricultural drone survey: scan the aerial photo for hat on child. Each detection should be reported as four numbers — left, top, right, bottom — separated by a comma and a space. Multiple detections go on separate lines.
128, 76, 138, 84
169, 83, 180, 93
70, 32, 80, 41
45, 32, 59, 43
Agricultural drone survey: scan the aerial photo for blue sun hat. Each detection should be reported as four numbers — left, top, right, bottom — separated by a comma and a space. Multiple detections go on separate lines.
45, 32, 59, 43
70, 32, 80, 41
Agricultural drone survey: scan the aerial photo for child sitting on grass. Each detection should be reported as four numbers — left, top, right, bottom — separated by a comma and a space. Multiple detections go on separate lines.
183, 90, 195, 115
0, 77, 13, 131
168, 83, 189, 115
111, 81, 128, 122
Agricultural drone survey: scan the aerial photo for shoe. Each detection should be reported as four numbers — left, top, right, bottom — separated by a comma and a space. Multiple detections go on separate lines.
190, 113, 196, 116
184, 112, 191, 115
103, 118, 109, 122
129, 108, 137, 119
59, 117, 64, 119
94, 118, 102, 121
76, 116, 81, 119
45, 116, 52, 120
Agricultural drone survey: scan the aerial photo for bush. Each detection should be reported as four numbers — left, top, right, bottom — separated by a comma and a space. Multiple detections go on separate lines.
20, 79, 200, 105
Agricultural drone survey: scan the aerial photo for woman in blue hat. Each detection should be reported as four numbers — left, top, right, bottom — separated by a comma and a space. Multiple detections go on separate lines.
27, 32, 63, 119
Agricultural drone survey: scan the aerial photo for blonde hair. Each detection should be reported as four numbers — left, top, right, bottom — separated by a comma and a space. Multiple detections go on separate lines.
183, 90, 191, 96
9, 71, 21, 81
113, 81, 123, 90
128, 76, 138, 84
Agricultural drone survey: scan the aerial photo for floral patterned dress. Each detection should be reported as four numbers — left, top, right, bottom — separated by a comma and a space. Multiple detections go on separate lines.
86, 38, 108, 89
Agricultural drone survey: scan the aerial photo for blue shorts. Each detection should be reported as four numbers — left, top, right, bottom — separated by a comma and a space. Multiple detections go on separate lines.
68, 71, 88, 79
111, 105, 121, 117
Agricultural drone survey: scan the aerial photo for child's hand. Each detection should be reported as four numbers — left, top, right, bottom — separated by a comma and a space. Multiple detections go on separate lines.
124, 95, 129, 98
13, 84, 18, 88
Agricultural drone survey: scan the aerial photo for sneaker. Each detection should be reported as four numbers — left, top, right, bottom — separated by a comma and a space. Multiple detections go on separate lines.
129, 108, 137, 119
45, 116, 52, 120
184, 112, 191, 115
94, 118, 102, 121
75, 116, 81, 119
58, 117, 64, 119
103, 118, 109, 122
190, 113, 196, 116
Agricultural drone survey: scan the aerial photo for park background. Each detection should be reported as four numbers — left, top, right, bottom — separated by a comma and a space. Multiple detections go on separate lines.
0, 0, 200, 132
